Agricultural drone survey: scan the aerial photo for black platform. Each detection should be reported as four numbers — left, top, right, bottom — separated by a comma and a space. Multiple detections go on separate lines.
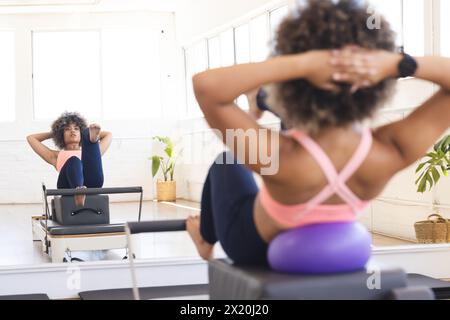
407, 273, 450, 299
78, 284, 208, 300
40, 219, 125, 236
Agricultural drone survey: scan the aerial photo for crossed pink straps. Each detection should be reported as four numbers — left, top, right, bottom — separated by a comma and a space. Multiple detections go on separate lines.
286, 126, 373, 215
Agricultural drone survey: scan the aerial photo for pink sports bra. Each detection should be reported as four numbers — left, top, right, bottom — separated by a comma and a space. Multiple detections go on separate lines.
56, 150, 81, 172
259, 126, 373, 228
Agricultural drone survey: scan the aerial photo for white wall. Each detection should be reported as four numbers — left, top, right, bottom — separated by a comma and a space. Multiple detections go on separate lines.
0, 10, 186, 203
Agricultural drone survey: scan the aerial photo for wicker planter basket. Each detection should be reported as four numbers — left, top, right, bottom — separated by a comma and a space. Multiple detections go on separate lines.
156, 180, 176, 202
414, 214, 449, 244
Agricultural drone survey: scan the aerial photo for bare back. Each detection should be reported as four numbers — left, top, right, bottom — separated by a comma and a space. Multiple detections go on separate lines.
254, 125, 409, 243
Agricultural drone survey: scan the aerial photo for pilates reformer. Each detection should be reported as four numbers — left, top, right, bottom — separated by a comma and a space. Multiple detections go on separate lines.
31, 184, 143, 263
74, 219, 450, 301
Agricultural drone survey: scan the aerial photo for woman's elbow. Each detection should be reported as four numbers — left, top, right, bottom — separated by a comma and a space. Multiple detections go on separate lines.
192, 72, 209, 97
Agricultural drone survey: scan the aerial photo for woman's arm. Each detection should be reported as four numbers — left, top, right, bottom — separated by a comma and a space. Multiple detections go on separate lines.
193, 51, 338, 177
26, 132, 58, 167
334, 49, 450, 171
99, 131, 112, 156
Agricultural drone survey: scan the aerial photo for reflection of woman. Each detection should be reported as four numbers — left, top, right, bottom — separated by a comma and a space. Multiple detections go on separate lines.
26, 112, 112, 206
186, 0, 450, 266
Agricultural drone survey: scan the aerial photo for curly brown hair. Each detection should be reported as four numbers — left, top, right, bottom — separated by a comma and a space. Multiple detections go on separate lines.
268, 0, 397, 133
51, 112, 88, 149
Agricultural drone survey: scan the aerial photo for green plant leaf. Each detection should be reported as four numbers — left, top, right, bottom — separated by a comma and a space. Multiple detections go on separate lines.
426, 152, 437, 159
417, 175, 427, 193
431, 167, 441, 184
415, 162, 426, 173
443, 135, 450, 151
151, 156, 161, 178
415, 170, 427, 185
416, 135, 450, 193
165, 144, 173, 158
426, 174, 434, 191
153, 136, 170, 145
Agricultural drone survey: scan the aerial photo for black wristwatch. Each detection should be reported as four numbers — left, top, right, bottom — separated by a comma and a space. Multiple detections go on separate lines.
398, 53, 418, 78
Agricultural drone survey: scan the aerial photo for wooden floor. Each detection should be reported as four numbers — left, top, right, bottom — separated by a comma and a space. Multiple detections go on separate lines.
0, 199, 415, 267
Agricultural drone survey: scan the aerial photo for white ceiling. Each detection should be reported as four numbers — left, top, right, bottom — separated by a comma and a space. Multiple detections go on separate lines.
0, 0, 181, 13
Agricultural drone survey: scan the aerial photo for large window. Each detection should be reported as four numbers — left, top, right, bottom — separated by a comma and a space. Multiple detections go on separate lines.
185, 40, 208, 117
269, 5, 289, 41
32, 31, 102, 120
234, 24, 250, 64
369, 0, 403, 44
207, 36, 221, 69
403, 0, 425, 56
33, 28, 162, 120
369, 0, 425, 56
207, 28, 236, 68
0, 31, 15, 122
250, 14, 270, 62
101, 28, 161, 120
219, 29, 235, 67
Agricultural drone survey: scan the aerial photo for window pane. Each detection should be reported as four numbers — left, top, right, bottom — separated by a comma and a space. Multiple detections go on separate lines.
234, 24, 250, 64
186, 40, 207, 117
194, 40, 208, 73
185, 47, 196, 117
33, 31, 101, 120
250, 14, 270, 62
403, 0, 425, 56
0, 31, 15, 122
442, 0, 450, 57
219, 29, 235, 67
208, 36, 221, 69
368, 0, 403, 46
269, 5, 289, 39
236, 95, 249, 110
102, 28, 161, 120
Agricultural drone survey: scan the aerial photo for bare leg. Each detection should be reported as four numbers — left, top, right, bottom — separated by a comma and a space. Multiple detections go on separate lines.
74, 186, 87, 207
186, 214, 214, 261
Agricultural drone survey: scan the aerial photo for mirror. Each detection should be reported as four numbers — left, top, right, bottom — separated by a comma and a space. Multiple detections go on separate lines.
0, 0, 449, 300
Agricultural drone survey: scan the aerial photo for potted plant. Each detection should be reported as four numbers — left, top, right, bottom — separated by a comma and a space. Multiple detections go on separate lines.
414, 135, 450, 243
415, 135, 450, 193
150, 136, 182, 202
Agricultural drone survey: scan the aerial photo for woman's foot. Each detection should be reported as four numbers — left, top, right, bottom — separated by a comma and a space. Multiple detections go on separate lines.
186, 214, 214, 261
74, 186, 87, 207
88, 124, 101, 143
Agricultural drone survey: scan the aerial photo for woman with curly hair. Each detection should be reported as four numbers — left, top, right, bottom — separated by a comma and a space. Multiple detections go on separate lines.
27, 112, 112, 206
186, 0, 450, 265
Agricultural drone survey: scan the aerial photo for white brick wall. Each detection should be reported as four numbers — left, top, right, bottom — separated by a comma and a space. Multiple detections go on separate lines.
2, 138, 156, 204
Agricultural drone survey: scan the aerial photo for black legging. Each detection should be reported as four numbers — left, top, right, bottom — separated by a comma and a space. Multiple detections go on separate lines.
200, 152, 268, 266
57, 127, 104, 189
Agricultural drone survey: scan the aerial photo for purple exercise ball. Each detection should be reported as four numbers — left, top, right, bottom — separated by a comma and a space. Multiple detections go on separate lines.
267, 222, 372, 274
